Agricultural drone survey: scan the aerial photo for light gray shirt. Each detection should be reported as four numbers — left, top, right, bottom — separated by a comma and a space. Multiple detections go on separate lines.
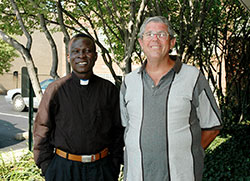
120, 59, 222, 181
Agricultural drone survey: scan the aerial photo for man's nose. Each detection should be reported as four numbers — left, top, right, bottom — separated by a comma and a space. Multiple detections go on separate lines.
79, 51, 86, 58
152, 34, 160, 40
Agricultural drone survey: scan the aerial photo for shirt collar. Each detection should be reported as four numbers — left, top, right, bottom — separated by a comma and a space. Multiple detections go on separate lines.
138, 55, 182, 74
71, 71, 96, 86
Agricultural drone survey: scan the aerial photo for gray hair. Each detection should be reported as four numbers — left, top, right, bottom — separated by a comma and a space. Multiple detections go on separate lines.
138, 16, 176, 39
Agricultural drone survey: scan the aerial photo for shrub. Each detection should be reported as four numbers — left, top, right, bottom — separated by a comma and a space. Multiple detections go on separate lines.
203, 122, 250, 180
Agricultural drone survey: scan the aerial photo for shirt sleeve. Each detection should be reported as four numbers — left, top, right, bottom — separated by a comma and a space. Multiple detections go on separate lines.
195, 72, 223, 130
33, 84, 57, 174
108, 84, 124, 164
119, 79, 129, 127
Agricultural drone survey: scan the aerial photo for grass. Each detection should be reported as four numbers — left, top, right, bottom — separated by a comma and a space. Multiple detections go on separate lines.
0, 151, 44, 181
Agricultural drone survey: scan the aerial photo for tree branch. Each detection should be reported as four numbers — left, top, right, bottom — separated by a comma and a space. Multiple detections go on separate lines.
123, 0, 148, 73
29, 0, 59, 79
10, 0, 32, 50
57, 0, 71, 74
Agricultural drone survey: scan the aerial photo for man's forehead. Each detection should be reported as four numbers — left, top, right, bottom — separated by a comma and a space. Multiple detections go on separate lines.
145, 22, 168, 31
69, 37, 94, 48
71, 37, 92, 44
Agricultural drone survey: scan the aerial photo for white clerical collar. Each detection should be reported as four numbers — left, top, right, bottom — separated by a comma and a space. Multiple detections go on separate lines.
80, 79, 89, 85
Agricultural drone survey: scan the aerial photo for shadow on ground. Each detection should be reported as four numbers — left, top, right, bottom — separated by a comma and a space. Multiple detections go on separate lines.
0, 119, 26, 149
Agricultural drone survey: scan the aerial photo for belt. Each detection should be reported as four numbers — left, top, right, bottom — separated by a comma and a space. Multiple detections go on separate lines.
55, 148, 109, 163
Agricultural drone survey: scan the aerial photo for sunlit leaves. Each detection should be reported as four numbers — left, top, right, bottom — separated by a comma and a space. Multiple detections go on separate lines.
0, 39, 18, 74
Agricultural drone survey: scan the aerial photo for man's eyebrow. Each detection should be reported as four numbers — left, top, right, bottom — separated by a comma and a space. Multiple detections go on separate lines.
145, 31, 167, 33
70, 46, 80, 49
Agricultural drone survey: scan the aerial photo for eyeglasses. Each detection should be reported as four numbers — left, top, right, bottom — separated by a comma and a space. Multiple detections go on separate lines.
143, 31, 169, 40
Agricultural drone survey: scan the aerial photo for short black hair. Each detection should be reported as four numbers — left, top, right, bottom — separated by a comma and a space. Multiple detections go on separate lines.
69, 33, 96, 51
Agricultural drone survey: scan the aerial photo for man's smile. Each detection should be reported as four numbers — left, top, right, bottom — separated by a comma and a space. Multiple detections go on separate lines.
150, 45, 161, 49
77, 61, 88, 65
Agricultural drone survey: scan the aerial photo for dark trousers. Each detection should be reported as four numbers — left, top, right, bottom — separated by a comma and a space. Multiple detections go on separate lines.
45, 154, 118, 181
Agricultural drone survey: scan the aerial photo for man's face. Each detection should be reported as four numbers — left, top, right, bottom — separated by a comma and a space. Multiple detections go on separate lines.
69, 37, 97, 75
138, 22, 176, 61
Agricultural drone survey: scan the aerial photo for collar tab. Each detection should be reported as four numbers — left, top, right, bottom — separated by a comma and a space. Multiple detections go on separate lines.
80, 79, 89, 85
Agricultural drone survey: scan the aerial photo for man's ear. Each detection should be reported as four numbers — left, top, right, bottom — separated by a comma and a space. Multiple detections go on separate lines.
170, 38, 176, 49
138, 38, 143, 50
94, 52, 98, 62
67, 54, 70, 63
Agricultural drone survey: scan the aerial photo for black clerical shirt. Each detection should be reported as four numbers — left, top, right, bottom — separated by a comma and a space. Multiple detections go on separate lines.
33, 72, 124, 174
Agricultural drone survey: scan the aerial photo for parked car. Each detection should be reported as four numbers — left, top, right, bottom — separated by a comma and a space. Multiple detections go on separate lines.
5, 79, 54, 112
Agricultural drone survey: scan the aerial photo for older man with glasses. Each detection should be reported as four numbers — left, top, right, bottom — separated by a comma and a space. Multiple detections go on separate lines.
120, 16, 222, 181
